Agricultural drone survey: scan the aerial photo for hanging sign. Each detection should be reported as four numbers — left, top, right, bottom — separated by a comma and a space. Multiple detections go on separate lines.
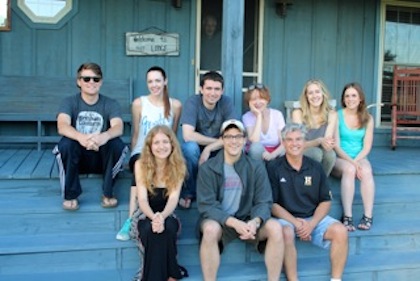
125, 32, 179, 56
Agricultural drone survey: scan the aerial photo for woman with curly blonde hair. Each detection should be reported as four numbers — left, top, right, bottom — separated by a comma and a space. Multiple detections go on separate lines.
134, 125, 187, 280
292, 79, 337, 176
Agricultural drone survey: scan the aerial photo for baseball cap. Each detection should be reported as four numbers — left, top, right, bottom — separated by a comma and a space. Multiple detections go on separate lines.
220, 119, 246, 135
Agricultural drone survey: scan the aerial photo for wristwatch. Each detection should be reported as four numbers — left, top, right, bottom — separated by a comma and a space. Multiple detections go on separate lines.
254, 217, 261, 229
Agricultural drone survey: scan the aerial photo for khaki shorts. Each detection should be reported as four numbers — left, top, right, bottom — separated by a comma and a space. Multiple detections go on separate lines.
197, 218, 266, 254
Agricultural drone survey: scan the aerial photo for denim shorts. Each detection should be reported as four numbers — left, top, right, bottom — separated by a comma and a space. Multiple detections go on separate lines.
277, 215, 338, 249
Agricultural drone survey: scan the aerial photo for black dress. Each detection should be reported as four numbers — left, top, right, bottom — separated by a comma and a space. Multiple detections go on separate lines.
137, 187, 182, 281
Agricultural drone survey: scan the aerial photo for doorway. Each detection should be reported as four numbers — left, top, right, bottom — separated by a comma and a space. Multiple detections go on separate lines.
195, 0, 264, 93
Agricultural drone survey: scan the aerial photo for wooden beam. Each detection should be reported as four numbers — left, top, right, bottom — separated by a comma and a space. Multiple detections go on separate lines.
221, 0, 244, 115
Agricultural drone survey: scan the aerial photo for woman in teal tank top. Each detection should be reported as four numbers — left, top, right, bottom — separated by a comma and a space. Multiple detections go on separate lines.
332, 83, 375, 232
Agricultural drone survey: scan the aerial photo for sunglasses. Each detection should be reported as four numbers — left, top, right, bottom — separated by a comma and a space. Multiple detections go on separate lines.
80, 76, 102, 83
248, 83, 265, 90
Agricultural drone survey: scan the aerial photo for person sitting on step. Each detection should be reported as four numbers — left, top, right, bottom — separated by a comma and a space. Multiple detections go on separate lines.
267, 123, 348, 281
54, 62, 128, 211
116, 66, 181, 241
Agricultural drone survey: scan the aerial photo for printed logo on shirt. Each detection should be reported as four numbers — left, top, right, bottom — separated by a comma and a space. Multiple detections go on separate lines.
280, 177, 287, 183
304, 176, 312, 186
76, 111, 103, 134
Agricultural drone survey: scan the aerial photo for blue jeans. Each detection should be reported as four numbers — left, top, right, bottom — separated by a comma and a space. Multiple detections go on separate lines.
181, 141, 201, 199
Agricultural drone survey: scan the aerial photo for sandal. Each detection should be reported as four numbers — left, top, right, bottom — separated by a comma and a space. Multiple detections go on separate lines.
342, 216, 356, 232
101, 196, 118, 208
358, 215, 373, 231
63, 199, 79, 211
178, 197, 192, 209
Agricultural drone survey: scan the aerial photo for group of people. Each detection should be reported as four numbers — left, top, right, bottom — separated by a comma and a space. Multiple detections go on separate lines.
54, 62, 376, 281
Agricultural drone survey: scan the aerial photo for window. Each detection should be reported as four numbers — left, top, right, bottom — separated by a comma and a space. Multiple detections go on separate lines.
195, 0, 264, 93
17, 0, 74, 27
0, 0, 11, 31
380, 2, 420, 123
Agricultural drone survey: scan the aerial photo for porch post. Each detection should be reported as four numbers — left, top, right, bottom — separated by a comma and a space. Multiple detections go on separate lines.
222, 0, 244, 115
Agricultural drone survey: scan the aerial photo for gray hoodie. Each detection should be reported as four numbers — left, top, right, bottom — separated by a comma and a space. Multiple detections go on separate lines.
196, 149, 273, 226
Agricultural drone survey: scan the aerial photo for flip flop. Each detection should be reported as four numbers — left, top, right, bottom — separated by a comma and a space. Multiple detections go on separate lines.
63, 199, 79, 211
178, 197, 191, 209
101, 196, 118, 208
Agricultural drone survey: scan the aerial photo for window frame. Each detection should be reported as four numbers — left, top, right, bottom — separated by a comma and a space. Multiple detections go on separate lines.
15, 0, 78, 29
376, 0, 420, 126
0, 0, 11, 31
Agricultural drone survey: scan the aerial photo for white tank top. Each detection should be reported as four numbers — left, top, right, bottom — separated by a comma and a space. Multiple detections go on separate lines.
131, 96, 174, 156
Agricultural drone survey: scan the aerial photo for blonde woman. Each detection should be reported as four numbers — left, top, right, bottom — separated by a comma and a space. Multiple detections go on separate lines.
292, 79, 337, 176
135, 125, 187, 280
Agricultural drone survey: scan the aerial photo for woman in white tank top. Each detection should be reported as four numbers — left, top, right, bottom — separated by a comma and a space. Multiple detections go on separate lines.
116, 66, 182, 241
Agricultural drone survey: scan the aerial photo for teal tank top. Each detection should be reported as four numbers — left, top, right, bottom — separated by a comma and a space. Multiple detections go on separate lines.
338, 109, 366, 159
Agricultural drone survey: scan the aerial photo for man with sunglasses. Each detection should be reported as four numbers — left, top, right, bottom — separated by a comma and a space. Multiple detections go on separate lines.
196, 119, 284, 281
53, 62, 128, 211
179, 71, 238, 208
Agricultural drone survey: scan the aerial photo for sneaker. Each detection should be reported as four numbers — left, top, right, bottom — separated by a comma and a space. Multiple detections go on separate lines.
116, 217, 132, 241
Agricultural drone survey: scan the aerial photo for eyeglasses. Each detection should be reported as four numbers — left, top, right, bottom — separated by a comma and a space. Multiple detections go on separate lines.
248, 83, 265, 91
80, 76, 102, 83
223, 134, 245, 140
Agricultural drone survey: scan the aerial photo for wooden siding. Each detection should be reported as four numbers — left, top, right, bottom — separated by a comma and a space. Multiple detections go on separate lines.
3, 0, 196, 102
1, 0, 379, 116
263, 0, 378, 111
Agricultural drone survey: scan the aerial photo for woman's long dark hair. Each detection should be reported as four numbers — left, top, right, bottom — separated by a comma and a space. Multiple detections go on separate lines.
341, 82, 369, 128
147, 66, 170, 119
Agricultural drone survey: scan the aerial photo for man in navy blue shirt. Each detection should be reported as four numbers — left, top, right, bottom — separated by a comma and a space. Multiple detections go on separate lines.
267, 123, 348, 281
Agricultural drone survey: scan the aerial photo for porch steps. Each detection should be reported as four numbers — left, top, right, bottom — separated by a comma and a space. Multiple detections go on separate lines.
0, 147, 420, 280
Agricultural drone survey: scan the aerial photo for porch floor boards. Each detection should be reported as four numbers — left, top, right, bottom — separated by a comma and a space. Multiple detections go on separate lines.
0, 146, 420, 280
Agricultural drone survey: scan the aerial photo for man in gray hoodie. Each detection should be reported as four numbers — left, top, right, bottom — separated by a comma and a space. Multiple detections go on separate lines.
196, 119, 284, 281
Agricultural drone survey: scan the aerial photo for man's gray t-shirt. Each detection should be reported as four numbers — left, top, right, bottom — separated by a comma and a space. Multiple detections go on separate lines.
58, 93, 122, 134
221, 163, 243, 215
180, 94, 237, 138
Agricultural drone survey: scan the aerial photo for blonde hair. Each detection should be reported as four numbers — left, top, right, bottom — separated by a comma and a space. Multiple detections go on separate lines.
137, 125, 186, 197
299, 79, 332, 129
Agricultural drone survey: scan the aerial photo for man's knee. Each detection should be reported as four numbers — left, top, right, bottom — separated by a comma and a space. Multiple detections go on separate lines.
104, 138, 126, 154
326, 222, 348, 243
58, 137, 80, 154
201, 220, 222, 242
263, 219, 283, 241
282, 225, 296, 245
182, 142, 200, 161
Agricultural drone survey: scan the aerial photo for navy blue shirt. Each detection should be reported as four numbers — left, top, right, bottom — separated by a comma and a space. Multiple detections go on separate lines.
266, 156, 332, 218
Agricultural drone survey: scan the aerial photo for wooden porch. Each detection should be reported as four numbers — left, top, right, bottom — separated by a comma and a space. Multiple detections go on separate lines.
1, 146, 420, 280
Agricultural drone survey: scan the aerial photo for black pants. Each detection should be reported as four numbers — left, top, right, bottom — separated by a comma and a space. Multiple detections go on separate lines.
54, 137, 127, 200
138, 216, 182, 281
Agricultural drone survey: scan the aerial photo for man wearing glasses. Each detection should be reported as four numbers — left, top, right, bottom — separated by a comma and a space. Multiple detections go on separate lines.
267, 123, 348, 281
196, 119, 284, 281
53, 62, 128, 211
